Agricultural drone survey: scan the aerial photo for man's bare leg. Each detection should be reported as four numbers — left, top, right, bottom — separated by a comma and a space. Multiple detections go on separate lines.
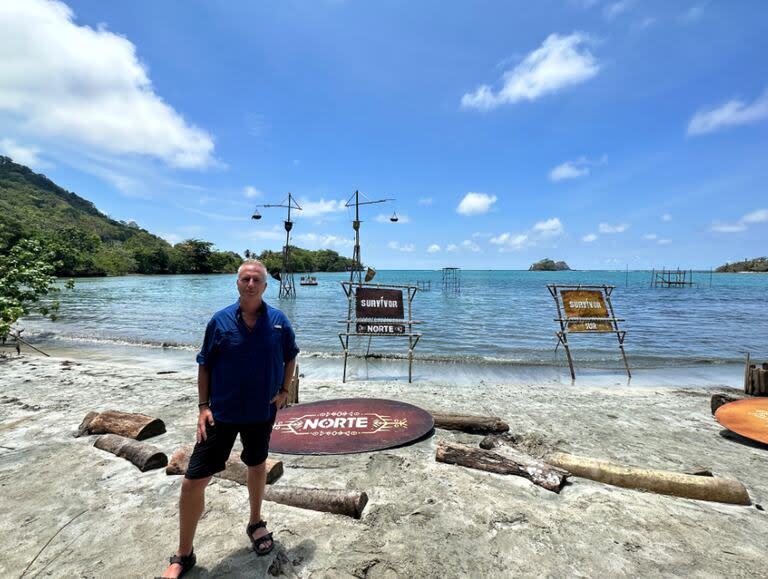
161, 476, 211, 578
246, 462, 272, 551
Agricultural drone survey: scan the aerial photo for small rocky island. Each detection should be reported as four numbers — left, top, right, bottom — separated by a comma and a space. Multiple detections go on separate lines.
715, 257, 768, 273
529, 258, 571, 271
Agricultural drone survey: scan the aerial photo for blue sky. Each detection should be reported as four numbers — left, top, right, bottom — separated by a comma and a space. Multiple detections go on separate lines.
1, 0, 766, 269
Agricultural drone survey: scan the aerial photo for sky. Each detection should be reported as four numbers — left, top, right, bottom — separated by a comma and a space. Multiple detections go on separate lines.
0, 0, 766, 270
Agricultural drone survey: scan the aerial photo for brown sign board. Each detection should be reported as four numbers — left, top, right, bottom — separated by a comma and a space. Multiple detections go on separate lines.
355, 287, 404, 320
356, 322, 405, 335
560, 289, 613, 332
271, 398, 434, 455
715, 399, 768, 446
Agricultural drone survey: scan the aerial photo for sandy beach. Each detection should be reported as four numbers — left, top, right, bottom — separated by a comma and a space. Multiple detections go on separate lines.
2, 353, 767, 578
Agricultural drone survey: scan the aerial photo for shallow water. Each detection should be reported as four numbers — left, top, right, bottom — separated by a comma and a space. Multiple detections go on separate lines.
21, 269, 767, 385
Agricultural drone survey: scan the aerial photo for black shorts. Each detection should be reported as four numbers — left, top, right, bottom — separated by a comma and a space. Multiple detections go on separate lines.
185, 419, 275, 480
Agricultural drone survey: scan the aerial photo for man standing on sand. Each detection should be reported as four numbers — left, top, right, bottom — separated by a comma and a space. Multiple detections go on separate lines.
161, 259, 299, 578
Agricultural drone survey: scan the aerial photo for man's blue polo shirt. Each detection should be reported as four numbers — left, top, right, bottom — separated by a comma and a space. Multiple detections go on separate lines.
196, 300, 299, 423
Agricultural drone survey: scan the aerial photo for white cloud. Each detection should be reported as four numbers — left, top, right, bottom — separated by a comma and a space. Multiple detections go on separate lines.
160, 233, 182, 245
682, 3, 707, 23
446, 244, 458, 252
427, 244, 441, 253
548, 154, 606, 182
461, 239, 481, 252
661, 213, 672, 222
0, 0, 215, 168
657, 238, 672, 245
533, 217, 564, 236
296, 198, 346, 218
710, 208, 768, 233
294, 233, 353, 248
0, 138, 44, 168
461, 32, 599, 111
388, 241, 415, 252
418, 197, 433, 205
244, 186, 262, 198
457, 192, 497, 215
643, 233, 658, 240
598, 222, 630, 233
246, 225, 285, 240
375, 213, 410, 223
491, 232, 529, 250
710, 222, 746, 233
582, 233, 597, 242
742, 209, 768, 224
604, 1, 634, 19
549, 161, 589, 181
688, 90, 768, 135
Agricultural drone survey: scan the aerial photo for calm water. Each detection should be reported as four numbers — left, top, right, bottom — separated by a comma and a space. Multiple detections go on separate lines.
22, 270, 767, 381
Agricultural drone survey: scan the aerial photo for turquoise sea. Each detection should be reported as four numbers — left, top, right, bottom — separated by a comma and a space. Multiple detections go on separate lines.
20, 270, 768, 386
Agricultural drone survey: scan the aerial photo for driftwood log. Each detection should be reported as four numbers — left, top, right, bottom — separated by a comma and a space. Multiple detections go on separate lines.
264, 486, 368, 519
430, 413, 509, 434
78, 410, 165, 440
166, 444, 283, 485
711, 393, 750, 415
546, 452, 751, 506
94, 434, 168, 472
435, 441, 568, 492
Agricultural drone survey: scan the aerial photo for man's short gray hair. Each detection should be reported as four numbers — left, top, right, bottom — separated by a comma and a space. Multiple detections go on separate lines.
238, 259, 267, 276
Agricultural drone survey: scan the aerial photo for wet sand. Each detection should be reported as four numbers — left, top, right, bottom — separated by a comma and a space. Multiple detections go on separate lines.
1, 354, 766, 578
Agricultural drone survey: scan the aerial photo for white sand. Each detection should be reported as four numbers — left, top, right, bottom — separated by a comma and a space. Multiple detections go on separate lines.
1, 354, 767, 578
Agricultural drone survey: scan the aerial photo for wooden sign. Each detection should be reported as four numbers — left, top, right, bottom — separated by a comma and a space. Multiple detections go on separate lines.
355, 287, 404, 320
355, 322, 405, 334
715, 398, 768, 446
560, 289, 613, 332
271, 398, 434, 455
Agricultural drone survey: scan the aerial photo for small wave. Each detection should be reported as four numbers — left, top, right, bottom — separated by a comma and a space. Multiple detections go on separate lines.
30, 331, 199, 351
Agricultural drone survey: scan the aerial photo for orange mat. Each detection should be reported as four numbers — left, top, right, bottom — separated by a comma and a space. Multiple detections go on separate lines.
715, 398, 768, 445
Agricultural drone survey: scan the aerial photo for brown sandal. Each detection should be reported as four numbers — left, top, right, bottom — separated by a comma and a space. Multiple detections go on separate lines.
246, 520, 274, 556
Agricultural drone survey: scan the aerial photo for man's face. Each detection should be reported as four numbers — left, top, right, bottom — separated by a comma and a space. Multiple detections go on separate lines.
237, 264, 268, 300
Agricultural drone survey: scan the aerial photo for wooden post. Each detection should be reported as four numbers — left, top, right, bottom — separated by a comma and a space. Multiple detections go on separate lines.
430, 412, 509, 434
744, 352, 751, 393
287, 363, 300, 405
546, 452, 750, 505
78, 410, 166, 440
263, 486, 368, 519
94, 434, 168, 472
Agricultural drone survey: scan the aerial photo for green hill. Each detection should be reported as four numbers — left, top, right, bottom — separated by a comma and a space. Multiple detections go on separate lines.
0, 156, 357, 276
0, 156, 241, 276
716, 258, 768, 273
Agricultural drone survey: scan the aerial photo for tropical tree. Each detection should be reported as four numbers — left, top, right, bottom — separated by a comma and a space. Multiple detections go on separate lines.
0, 239, 73, 337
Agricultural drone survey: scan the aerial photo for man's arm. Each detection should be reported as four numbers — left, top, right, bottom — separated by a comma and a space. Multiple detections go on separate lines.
196, 364, 214, 442
271, 356, 297, 409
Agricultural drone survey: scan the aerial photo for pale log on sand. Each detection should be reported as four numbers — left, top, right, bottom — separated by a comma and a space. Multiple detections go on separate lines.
93, 434, 168, 472
263, 486, 368, 519
165, 444, 283, 484
78, 410, 165, 440
430, 412, 509, 434
435, 441, 568, 492
546, 452, 751, 506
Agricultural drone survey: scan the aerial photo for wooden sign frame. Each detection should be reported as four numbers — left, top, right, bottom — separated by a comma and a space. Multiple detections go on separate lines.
547, 284, 630, 380
339, 282, 422, 382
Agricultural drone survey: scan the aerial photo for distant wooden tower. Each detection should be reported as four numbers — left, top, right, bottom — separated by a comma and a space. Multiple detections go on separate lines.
442, 267, 461, 293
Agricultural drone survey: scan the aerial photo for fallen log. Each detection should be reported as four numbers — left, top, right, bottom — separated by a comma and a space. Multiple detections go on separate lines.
545, 452, 751, 506
166, 444, 283, 485
430, 412, 509, 434
78, 410, 165, 440
94, 434, 168, 472
263, 486, 368, 519
435, 441, 568, 492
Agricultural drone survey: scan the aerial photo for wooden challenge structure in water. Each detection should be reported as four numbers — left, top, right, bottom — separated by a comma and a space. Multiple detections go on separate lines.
339, 282, 422, 382
547, 284, 630, 380
650, 268, 695, 288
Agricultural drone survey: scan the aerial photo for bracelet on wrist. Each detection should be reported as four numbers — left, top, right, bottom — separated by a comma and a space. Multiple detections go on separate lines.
198, 402, 209, 408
